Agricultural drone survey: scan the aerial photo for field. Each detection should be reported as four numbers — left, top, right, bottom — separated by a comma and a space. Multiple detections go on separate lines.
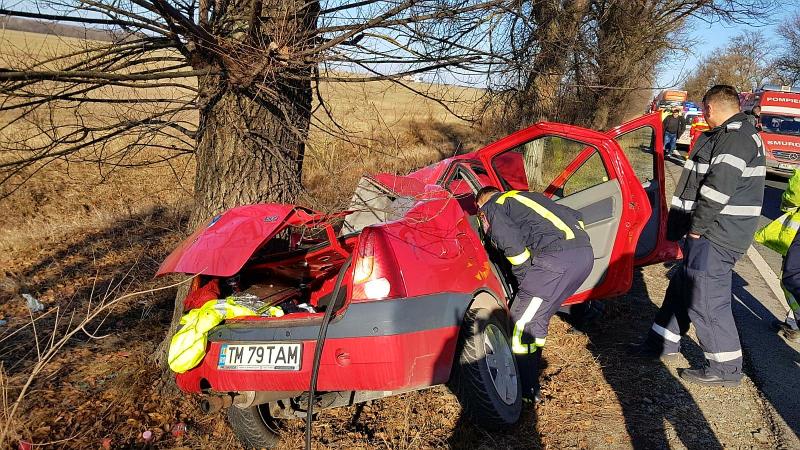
0, 29, 785, 450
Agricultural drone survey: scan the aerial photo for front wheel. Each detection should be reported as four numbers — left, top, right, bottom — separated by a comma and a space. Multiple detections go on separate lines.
449, 307, 522, 429
227, 403, 282, 449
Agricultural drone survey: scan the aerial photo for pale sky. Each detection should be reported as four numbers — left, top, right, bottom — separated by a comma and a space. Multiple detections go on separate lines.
656, 8, 799, 90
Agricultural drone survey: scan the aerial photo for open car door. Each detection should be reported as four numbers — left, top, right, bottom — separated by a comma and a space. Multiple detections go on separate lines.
605, 112, 680, 265
476, 122, 652, 304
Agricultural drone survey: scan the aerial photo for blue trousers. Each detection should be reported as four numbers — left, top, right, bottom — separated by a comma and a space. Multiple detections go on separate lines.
664, 132, 677, 152
512, 245, 593, 394
649, 237, 743, 380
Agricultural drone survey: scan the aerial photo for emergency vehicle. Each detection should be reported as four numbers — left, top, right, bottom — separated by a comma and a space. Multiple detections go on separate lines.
649, 89, 688, 119
740, 85, 800, 176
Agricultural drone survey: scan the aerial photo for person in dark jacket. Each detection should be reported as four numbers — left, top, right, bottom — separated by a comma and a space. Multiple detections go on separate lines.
632, 85, 766, 386
663, 107, 687, 157
476, 187, 593, 402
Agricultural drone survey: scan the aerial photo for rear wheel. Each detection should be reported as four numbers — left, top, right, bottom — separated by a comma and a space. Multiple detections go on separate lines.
227, 403, 281, 449
450, 307, 522, 428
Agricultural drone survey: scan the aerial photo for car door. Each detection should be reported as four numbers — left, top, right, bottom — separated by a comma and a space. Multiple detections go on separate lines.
475, 122, 651, 304
605, 112, 680, 266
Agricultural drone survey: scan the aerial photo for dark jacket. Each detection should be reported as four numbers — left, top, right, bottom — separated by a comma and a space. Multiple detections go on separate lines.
480, 190, 590, 279
667, 112, 766, 253
663, 115, 686, 137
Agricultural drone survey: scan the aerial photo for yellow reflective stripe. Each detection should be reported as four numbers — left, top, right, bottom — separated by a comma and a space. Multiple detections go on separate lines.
578, 220, 585, 229
507, 248, 531, 265
496, 191, 575, 240
511, 297, 544, 354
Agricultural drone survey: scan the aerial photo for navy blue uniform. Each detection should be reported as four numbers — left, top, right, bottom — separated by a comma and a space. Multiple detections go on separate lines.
480, 190, 593, 397
650, 114, 765, 381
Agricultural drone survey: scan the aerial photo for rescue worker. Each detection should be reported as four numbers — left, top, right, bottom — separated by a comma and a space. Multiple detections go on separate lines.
476, 186, 593, 402
631, 85, 766, 386
663, 107, 687, 158
754, 169, 800, 343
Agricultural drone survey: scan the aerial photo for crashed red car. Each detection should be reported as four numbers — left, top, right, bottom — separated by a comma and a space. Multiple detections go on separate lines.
158, 112, 679, 448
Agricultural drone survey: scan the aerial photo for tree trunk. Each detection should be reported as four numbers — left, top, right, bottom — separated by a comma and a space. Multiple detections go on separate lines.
519, 0, 590, 126
154, 0, 318, 376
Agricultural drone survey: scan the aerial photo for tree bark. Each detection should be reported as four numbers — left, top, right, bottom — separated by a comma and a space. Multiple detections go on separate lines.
518, 0, 590, 126
155, 0, 318, 375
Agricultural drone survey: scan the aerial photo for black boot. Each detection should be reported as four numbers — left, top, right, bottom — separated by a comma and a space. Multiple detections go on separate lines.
516, 350, 542, 404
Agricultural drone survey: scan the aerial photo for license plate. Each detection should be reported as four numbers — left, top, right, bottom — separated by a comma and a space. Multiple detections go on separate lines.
779, 163, 797, 170
218, 343, 302, 371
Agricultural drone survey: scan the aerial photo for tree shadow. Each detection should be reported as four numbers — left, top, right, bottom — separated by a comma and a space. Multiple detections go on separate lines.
0, 205, 187, 375
730, 272, 800, 436
572, 267, 724, 449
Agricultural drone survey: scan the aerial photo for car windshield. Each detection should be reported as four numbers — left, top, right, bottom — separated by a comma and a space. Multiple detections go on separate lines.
761, 114, 800, 136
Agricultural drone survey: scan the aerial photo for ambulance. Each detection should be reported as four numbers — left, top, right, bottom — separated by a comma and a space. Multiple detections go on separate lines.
741, 85, 800, 176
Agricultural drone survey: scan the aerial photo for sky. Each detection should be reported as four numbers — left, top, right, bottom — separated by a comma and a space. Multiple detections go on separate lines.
657, 8, 800, 89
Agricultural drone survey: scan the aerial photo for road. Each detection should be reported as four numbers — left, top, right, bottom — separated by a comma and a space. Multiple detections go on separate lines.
664, 155, 800, 447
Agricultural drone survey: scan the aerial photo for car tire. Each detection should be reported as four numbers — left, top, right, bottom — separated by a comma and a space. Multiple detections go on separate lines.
450, 307, 522, 429
227, 403, 281, 449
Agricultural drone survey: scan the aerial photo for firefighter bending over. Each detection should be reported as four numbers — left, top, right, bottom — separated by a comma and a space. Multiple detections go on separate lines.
476, 187, 593, 403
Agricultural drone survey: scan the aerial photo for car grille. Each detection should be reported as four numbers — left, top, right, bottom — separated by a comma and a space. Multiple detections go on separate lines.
772, 150, 800, 161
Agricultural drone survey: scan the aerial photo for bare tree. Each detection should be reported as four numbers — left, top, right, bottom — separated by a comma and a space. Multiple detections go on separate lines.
777, 14, 800, 84
487, 0, 775, 130
683, 30, 778, 98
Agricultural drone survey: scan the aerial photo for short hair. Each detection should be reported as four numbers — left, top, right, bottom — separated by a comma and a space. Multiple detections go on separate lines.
702, 85, 740, 110
476, 186, 500, 204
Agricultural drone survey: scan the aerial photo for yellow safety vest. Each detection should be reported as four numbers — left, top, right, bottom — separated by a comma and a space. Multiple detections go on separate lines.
754, 169, 800, 256
168, 298, 255, 373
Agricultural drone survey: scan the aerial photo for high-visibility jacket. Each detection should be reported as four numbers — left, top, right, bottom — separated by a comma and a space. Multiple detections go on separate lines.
754, 170, 800, 256
168, 298, 255, 373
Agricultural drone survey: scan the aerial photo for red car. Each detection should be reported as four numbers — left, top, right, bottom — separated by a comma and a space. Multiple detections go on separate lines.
158, 112, 679, 448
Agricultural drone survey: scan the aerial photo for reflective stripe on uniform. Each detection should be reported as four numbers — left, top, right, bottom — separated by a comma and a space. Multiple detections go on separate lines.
511, 297, 543, 354
700, 185, 730, 204
720, 205, 762, 216
710, 153, 747, 172
704, 349, 742, 362
742, 166, 766, 177
671, 196, 696, 211
507, 248, 531, 265
651, 323, 681, 343
497, 191, 575, 240
578, 220, 585, 229
684, 159, 709, 174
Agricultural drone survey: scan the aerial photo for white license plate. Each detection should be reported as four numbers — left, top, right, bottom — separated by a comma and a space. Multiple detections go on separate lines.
218, 343, 302, 371
779, 163, 797, 170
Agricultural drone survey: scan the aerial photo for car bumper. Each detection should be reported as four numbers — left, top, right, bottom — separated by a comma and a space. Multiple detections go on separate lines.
766, 158, 798, 177
175, 293, 473, 393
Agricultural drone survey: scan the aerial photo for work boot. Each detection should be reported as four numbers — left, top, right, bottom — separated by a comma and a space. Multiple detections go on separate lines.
517, 350, 542, 405
772, 320, 800, 344
678, 367, 741, 387
627, 341, 680, 362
